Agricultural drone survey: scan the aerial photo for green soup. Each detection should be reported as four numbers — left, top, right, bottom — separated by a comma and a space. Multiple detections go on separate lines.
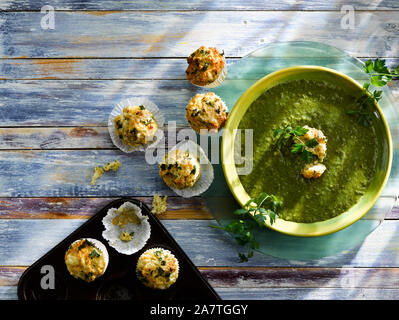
237, 79, 378, 223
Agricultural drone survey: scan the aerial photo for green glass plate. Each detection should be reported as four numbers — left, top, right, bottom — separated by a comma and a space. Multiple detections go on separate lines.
201, 41, 398, 260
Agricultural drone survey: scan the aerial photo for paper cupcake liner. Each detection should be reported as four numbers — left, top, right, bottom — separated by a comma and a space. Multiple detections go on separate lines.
136, 247, 180, 289
160, 139, 214, 198
186, 92, 228, 134
102, 202, 151, 255
108, 97, 165, 153
68, 238, 109, 275
202, 64, 227, 88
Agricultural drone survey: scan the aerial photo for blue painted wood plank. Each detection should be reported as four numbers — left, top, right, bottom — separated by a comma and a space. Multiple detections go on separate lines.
0, 127, 114, 149
0, 150, 173, 197
216, 287, 399, 300
0, 219, 399, 268
0, 197, 211, 219
0, 11, 398, 58
1, 149, 399, 197
1, 0, 398, 11
2, 58, 398, 80
0, 80, 197, 126
2, 286, 399, 300
0, 80, 397, 127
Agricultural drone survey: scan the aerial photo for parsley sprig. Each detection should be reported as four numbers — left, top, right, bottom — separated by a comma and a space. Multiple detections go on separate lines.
210, 192, 282, 262
348, 58, 399, 126
273, 126, 318, 163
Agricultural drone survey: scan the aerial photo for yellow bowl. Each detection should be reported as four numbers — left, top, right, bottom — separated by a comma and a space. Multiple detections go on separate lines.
221, 66, 392, 237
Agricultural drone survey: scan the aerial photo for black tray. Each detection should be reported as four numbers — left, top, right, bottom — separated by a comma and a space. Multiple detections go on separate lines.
18, 198, 220, 300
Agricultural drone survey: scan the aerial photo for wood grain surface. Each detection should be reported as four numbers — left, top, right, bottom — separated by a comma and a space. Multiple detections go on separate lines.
1, 1, 399, 11
0, 11, 398, 58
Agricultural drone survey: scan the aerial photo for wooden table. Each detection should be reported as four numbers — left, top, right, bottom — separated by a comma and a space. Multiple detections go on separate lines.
1, 1, 399, 300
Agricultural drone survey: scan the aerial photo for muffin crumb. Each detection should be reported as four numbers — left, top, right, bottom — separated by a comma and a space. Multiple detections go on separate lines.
91, 166, 104, 185
90, 160, 121, 185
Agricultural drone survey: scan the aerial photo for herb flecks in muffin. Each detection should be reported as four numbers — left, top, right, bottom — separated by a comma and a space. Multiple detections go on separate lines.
136, 248, 179, 289
186, 92, 228, 133
114, 105, 158, 147
159, 149, 201, 189
65, 239, 107, 282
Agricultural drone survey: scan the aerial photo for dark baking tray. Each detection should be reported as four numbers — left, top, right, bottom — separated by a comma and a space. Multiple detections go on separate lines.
18, 198, 220, 300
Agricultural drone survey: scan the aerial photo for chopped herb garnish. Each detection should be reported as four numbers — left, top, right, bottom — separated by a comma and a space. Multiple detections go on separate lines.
291, 138, 319, 163
273, 125, 308, 150
273, 125, 317, 163
139, 105, 145, 110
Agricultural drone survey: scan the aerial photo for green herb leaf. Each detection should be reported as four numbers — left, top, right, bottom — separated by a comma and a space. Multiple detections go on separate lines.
293, 126, 309, 136
291, 143, 305, 153
300, 150, 314, 163
234, 208, 248, 215
349, 59, 399, 127
305, 138, 319, 148
209, 192, 282, 263
273, 125, 308, 152
89, 249, 100, 258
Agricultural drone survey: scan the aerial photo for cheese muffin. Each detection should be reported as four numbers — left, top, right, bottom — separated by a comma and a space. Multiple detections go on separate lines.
186, 92, 228, 133
64, 238, 108, 283
185, 46, 226, 87
136, 248, 179, 290
114, 105, 158, 147
159, 149, 201, 189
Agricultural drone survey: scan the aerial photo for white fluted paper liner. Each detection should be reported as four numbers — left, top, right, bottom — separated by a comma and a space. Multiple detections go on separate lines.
102, 202, 151, 255
136, 247, 180, 289
68, 238, 109, 275
108, 97, 165, 153
160, 139, 214, 198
